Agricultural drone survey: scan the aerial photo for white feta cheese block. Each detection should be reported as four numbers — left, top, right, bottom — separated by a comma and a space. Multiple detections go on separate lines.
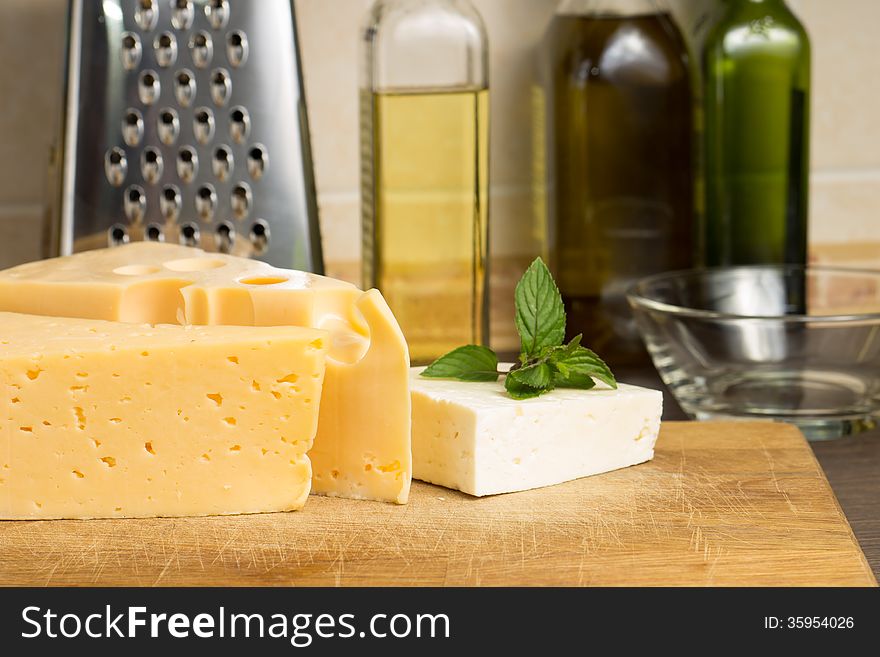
410, 366, 663, 496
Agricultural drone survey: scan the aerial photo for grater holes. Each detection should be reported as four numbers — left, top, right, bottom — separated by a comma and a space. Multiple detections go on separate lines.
215, 221, 235, 253
226, 31, 249, 68
124, 185, 147, 222
229, 106, 250, 144
195, 184, 217, 220
138, 70, 161, 105
141, 148, 164, 184
121, 33, 142, 70
177, 146, 198, 182
231, 182, 251, 220
160, 185, 182, 220
146, 223, 165, 242
105, 148, 127, 187
174, 69, 196, 107
189, 31, 213, 69
205, 0, 230, 30
212, 145, 233, 181
109, 224, 130, 247
122, 109, 144, 147
250, 220, 270, 255
171, 0, 194, 31
154, 31, 178, 68
180, 222, 200, 246
134, 0, 158, 32
157, 108, 180, 145
247, 144, 268, 180
194, 107, 215, 144
210, 69, 231, 107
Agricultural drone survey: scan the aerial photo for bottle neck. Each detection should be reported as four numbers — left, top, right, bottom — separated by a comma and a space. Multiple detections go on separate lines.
724, 0, 793, 20
364, 0, 488, 92
557, 0, 660, 16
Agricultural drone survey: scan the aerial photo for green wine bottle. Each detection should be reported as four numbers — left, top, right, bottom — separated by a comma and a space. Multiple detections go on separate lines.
703, 0, 810, 266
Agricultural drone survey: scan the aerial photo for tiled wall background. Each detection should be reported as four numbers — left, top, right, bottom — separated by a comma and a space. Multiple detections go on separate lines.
1, 0, 878, 275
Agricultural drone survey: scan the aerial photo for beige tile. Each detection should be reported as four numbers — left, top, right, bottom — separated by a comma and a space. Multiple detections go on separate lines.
488, 186, 544, 258
296, 0, 372, 197
672, 0, 724, 47
473, 0, 556, 190
0, 0, 66, 205
811, 240, 880, 269
0, 205, 46, 269
2, 0, 878, 271
488, 253, 532, 353
316, 193, 360, 282
808, 172, 880, 244
789, 0, 880, 171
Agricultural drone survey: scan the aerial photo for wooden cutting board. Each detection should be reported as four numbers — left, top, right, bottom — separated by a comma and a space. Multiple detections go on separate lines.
0, 421, 875, 586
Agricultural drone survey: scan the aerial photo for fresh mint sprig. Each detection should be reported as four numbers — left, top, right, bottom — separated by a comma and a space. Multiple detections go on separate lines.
420, 257, 617, 399
420, 345, 499, 382
514, 257, 566, 361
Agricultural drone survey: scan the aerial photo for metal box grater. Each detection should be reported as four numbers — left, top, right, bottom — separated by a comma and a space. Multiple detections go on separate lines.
52, 0, 323, 272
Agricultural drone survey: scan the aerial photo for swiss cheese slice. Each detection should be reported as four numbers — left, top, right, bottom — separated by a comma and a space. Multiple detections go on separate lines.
0, 312, 328, 519
0, 244, 411, 503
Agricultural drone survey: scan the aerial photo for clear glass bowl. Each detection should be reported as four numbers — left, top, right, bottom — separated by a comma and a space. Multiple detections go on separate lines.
627, 266, 880, 440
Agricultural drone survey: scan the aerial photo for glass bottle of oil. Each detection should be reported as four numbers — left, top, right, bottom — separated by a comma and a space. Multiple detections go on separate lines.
543, 0, 698, 365
703, 0, 810, 267
361, 0, 489, 364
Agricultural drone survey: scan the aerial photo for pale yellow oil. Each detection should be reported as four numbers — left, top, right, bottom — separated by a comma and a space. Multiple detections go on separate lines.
362, 87, 489, 364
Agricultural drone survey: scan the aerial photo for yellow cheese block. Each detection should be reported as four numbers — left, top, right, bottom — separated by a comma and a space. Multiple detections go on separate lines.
0, 244, 412, 504
0, 312, 328, 519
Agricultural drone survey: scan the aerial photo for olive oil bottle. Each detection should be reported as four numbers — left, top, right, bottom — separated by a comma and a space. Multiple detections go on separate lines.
544, 0, 698, 364
703, 0, 810, 266
361, 0, 489, 364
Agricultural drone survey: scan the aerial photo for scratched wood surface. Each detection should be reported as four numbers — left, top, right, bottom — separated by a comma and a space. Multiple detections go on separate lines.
0, 422, 875, 587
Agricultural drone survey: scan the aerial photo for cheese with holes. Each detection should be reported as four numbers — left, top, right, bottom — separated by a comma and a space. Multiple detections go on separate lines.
410, 367, 663, 496
0, 312, 328, 519
0, 244, 411, 503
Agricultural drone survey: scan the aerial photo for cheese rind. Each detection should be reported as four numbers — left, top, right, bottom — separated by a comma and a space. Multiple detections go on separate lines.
0, 312, 328, 519
410, 366, 663, 496
0, 244, 411, 504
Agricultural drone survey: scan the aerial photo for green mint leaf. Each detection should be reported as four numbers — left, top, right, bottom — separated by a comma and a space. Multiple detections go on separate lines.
421, 345, 500, 382
558, 333, 582, 357
508, 360, 553, 389
553, 369, 597, 390
550, 345, 617, 390
514, 257, 566, 359
504, 374, 548, 400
